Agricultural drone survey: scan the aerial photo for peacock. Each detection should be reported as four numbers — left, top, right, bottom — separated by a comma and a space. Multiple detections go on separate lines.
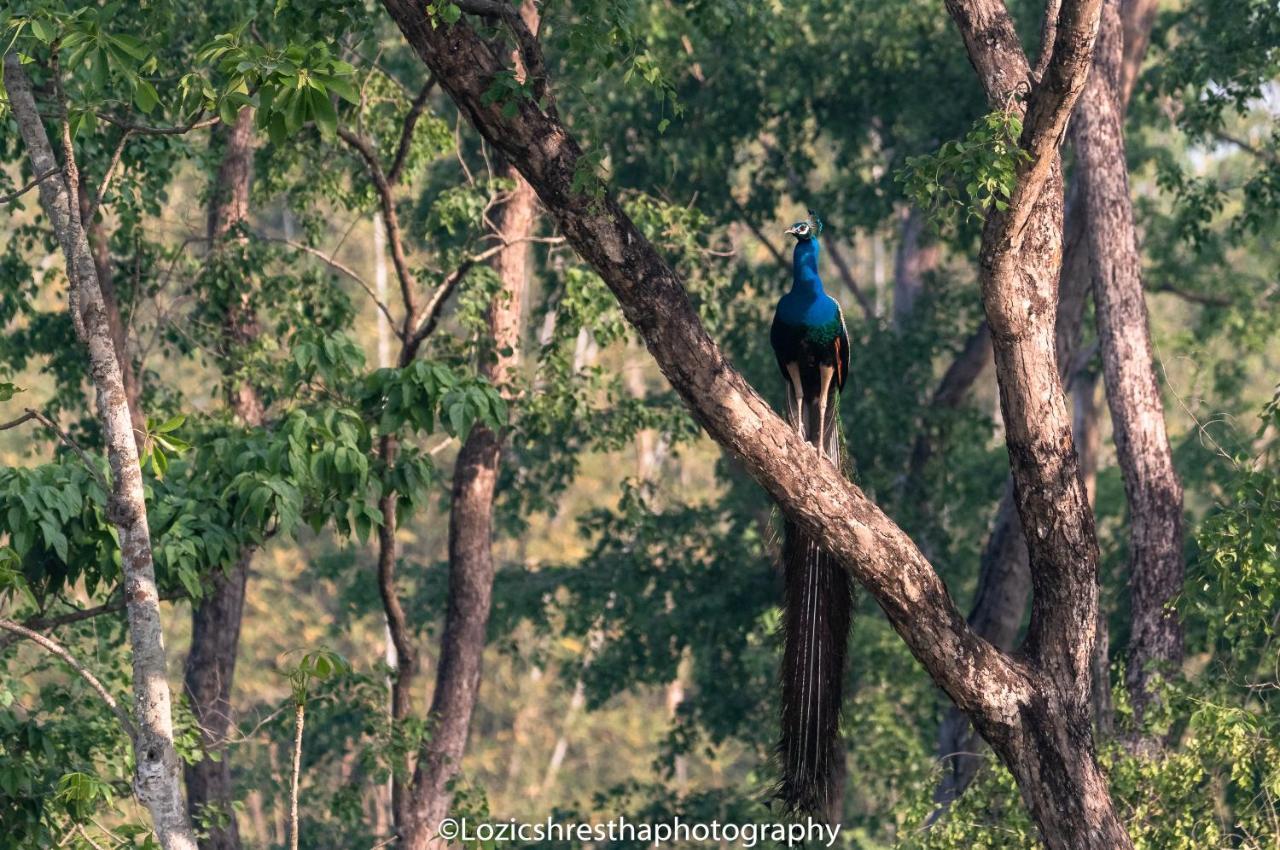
769, 210, 854, 820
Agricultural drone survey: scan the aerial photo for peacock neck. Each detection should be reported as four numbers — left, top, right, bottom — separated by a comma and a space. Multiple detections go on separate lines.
791, 238, 824, 296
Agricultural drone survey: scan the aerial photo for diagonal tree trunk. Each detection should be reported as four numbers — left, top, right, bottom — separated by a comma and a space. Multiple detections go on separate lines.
4, 52, 197, 850
1073, 0, 1184, 740
183, 107, 258, 850
402, 9, 540, 848
378, 2, 1140, 846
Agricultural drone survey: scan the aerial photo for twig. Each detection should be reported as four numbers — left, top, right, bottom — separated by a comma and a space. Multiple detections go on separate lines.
22, 408, 109, 490
0, 167, 61, 205
95, 111, 219, 136
0, 589, 188, 651
254, 233, 402, 336
73, 824, 110, 850
406, 236, 564, 349
0, 411, 37, 430
1211, 130, 1279, 165
0, 618, 138, 741
83, 128, 134, 224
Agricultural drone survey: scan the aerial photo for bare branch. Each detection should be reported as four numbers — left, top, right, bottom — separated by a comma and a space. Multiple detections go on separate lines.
12, 408, 111, 490
1033, 0, 1064, 81
0, 617, 139, 741
337, 127, 419, 322
84, 129, 134, 225
0, 167, 61, 205
0, 589, 188, 651
406, 235, 563, 349
387, 77, 437, 185
0, 411, 37, 430
1212, 130, 1279, 165
95, 112, 220, 136
254, 233, 403, 336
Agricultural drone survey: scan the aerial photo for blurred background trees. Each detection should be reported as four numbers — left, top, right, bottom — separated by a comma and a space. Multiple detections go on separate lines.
1, 0, 1277, 847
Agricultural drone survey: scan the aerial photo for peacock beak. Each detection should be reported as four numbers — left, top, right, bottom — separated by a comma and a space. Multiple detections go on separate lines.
785, 225, 800, 237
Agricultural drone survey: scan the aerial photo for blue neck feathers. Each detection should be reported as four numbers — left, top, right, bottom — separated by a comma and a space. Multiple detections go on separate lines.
791, 238, 824, 295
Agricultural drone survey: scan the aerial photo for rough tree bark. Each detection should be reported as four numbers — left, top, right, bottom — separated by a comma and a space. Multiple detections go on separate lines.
401, 7, 540, 848
377, 1, 1135, 846
183, 107, 258, 850
934, 185, 1087, 806
935, 0, 1161, 799
4, 52, 197, 850
1073, 0, 1184, 737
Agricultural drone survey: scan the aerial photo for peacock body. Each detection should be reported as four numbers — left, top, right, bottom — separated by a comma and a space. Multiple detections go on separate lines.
769, 212, 854, 821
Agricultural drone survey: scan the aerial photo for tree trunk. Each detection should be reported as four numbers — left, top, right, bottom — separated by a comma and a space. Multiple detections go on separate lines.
183, 107, 258, 850
4, 52, 197, 850
935, 0, 1163, 798
404, 98, 538, 850
1072, 366, 1114, 736
934, 184, 1087, 806
1073, 0, 1183, 737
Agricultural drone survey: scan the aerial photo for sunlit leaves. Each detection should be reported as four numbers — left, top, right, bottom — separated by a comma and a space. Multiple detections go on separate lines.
897, 107, 1031, 229
284, 648, 352, 705
3, 2, 163, 119
195, 33, 360, 143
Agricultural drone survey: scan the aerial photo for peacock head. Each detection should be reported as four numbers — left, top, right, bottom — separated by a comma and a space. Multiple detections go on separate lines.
785, 209, 824, 242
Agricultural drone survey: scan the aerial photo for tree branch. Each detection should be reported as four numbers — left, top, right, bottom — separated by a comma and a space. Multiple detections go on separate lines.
387, 77, 437, 185
0, 167, 61, 205
0, 618, 139, 741
84, 129, 134, 225
454, 0, 548, 103
255, 233, 402, 336
405, 236, 563, 352
95, 112, 219, 136
4, 407, 111, 490
381, 0, 1034, 725
0, 589, 189, 651
337, 127, 419, 324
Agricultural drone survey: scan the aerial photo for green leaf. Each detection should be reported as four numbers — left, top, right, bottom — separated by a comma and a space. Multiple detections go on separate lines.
29, 18, 56, 44
154, 413, 186, 434
308, 87, 337, 140
133, 78, 159, 114
0, 382, 23, 402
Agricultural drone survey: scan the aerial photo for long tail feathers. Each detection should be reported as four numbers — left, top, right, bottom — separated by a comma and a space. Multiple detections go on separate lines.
778, 520, 853, 818
776, 383, 853, 819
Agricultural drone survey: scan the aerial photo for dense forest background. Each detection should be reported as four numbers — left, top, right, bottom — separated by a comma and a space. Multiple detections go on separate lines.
1, 0, 1278, 847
